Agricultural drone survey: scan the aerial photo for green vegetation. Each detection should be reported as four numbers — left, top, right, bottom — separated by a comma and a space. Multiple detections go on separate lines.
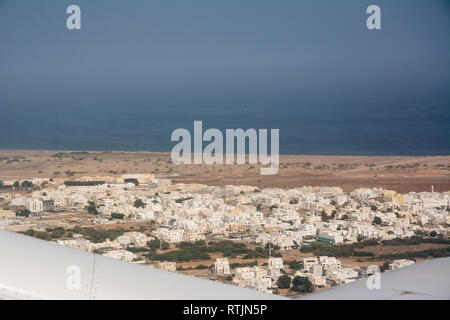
133, 199, 146, 208
46, 227, 66, 239
111, 213, 125, 219
69, 227, 127, 243
242, 247, 276, 259
147, 239, 161, 250
379, 261, 390, 272
300, 240, 379, 258
379, 247, 450, 260
21, 227, 74, 240
86, 201, 99, 215
229, 260, 259, 269
34, 231, 51, 240
20, 229, 52, 240
287, 260, 302, 270
16, 209, 31, 217
207, 241, 249, 258
22, 180, 34, 189
291, 276, 314, 293
380, 236, 450, 246
175, 196, 194, 203
161, 241, 170, 250
277, 275, 291, 289
11, 180, 34, 190
320, 210, 330, 222
22, 229, 36, 237
301, 243, 353, 257
205, 240, 281, 259
373, 216, 382, 225
52, 152, 89, 158
301, 236, 449, 259
126, 247, 150, 253
353, 251, 375, 257
65, 170, 76, 177
146, 240, 211, 262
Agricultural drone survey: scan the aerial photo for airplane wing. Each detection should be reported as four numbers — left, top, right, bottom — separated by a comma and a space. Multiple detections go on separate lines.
298, 256, 450, 300
0, 229, 283, 300
1, 229, 448, 300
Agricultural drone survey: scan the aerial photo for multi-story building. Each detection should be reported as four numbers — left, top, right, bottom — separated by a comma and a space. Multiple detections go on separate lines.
158, 261, 177, 272
389, 259, 415, 270
214, 258, 231, 276
267, 257, 284, 270
102, 249, 137, 262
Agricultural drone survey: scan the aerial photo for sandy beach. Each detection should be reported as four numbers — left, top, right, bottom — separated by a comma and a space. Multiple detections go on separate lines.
0, 150, 448, 193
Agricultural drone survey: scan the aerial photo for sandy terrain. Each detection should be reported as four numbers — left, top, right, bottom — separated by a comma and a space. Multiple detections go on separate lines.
0, 150, 449, 192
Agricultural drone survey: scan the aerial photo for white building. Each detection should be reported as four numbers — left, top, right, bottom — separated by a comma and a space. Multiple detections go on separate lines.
214, 258, 231, 276
318, 256, 342, 271
328, 267, 359, 284
317, 231, 344, 244
164, 229, 184, 243
233, 266, 272, 293
158, 261, 177, 272
389, 259, 415, 270
57, 238, 94, 252
267, 257, 284, 270
102, 249, 137, 262
137, 211, 155, 220
302, 257, 318, 271
115, 232, 149, 247
25, 199, 44, 213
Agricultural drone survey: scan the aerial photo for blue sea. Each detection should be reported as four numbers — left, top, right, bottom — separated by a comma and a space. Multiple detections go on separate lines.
0, 1, 449, 155
0, 83, 448, 155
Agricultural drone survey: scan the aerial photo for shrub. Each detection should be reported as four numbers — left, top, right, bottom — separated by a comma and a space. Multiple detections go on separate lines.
277, 275, 291, 289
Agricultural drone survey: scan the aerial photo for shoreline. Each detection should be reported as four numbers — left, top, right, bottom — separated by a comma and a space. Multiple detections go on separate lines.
0, 148, 449, 157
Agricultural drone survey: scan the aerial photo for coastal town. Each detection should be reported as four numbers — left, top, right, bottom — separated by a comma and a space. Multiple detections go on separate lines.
0, 173, 449, 296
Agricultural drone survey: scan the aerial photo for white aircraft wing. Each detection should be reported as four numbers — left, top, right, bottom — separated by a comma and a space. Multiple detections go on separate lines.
1, 229, 448, 300
0, 229, 283, 300
298, 257, 450, 300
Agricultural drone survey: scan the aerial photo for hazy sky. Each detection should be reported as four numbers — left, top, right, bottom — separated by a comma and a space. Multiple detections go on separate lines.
0, 0, 449, 153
